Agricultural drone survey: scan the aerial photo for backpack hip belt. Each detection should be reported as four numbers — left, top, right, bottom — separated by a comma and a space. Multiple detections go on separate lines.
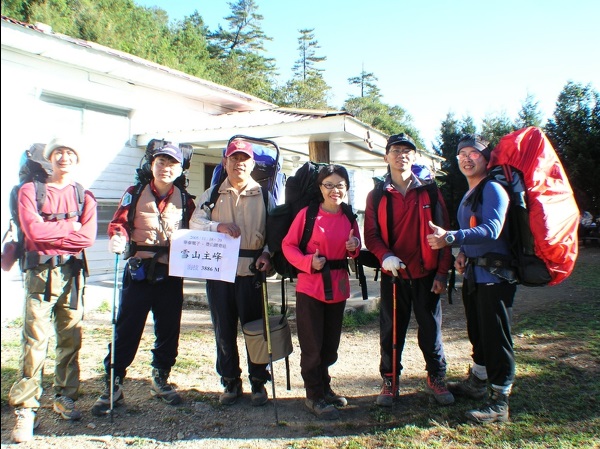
467, 253, 513, 269
239, 248, 262, 259
318, 258, 349, 301
126, 242, 168, 259
22, 252, 83, 271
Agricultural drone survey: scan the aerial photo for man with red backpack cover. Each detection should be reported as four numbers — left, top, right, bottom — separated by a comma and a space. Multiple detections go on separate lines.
428, 134, 517, 423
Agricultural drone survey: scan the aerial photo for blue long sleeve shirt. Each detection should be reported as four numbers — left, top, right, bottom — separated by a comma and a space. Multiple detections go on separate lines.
450, 180, 514, 284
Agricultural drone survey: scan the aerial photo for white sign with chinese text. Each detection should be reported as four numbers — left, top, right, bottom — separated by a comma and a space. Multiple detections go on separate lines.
169, 229, 240, 283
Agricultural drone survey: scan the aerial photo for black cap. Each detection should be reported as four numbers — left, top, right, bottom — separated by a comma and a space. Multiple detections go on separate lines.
386, 133, 417, 152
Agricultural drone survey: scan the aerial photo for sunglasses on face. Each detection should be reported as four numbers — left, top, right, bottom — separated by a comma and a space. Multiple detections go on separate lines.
456, 151, 483, 161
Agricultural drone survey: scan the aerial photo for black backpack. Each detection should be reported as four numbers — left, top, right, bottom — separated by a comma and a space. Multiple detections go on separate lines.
1, 143, 86, 272
468, 165, 552, 287
266, 161, 357, 284
123, 139, 196, 260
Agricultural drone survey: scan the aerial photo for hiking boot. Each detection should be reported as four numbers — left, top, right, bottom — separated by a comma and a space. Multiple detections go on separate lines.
426, 375, 455, 405
447, 369, 488, 400
11, 408, 39, 443
151, 368, 182, 405
91, 377, 124, 416
220, 377, 243, 405
250, 378, 268, 406
53, 395, 82, 420
376, 375, 399, 407
305, 398, 340, 420
465, 390, 510, 424
324, 387, 348, 407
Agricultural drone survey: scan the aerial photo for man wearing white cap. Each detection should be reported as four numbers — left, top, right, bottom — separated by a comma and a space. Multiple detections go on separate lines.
9, 136, 97, 443
190, 138, 273, 407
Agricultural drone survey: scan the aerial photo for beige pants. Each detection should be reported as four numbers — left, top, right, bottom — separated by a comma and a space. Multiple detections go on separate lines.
8, 261, 84, 409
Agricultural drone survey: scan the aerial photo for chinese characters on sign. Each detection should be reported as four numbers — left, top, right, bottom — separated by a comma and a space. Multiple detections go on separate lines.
169, 229, 241, 283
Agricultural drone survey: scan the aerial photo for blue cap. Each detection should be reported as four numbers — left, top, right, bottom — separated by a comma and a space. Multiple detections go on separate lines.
153, 144, 183, 164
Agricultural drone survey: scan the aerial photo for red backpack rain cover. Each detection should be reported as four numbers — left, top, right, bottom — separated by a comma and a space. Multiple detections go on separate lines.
489, 127, 579, 286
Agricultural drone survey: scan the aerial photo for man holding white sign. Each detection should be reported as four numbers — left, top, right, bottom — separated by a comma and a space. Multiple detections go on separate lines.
190, 139, 273, 407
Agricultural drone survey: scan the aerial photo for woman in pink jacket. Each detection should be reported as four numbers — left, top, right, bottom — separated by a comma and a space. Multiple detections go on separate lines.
282, 164, 361, 420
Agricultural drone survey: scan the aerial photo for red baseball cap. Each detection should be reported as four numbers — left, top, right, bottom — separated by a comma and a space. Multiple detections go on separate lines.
225, 139, 254, 158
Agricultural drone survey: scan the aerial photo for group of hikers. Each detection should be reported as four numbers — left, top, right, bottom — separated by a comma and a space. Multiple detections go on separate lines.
8, 132, 518, 443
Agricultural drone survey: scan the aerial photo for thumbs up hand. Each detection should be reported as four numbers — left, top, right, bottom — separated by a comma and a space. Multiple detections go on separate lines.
345, 229, 360, 252
311, 248, 326, 271
427, 220, 448, 250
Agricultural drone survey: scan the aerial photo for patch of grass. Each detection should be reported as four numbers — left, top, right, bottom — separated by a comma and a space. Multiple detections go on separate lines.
127, 437, 155, 446
95, 300, 111, 313
342, 308, 379, 329
8, 317, 23, 327
303, 423, 326, 436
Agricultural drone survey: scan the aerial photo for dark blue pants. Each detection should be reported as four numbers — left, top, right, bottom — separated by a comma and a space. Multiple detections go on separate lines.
379, 272, 447, 378
295, 292, 346, 401
103, 264, 184, 379
462, 281, 516, 387
206, 275, 270, 383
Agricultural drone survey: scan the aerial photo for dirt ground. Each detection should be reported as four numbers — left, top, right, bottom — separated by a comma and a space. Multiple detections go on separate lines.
1, 246, 598, 448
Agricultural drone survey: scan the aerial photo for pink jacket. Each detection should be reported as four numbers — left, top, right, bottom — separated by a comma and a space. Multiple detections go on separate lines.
282, 204, 361, 303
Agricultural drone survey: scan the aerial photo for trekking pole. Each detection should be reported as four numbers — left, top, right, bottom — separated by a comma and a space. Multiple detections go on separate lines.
259, 269, 279, 425
391, 274, 398, 402
109, 253, 119, 423
282, 277, 291, 391
391, 261, 408, 404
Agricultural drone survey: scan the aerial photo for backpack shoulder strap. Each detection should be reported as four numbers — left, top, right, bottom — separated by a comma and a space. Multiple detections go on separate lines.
371, 179, 385, 217
261, 185, 269, 208
423, 182, 439, 214
127, 182, 146, 231
35, 181, 84, 221
341, 202, 357, 225
470, 175, 492, 212
299, 201, 320, 253
74, 182, 85, 216
180, 187, 191, 229
34, 180, 47, 213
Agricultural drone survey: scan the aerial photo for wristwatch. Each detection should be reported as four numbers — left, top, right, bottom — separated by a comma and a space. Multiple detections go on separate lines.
444, 232, 456, 245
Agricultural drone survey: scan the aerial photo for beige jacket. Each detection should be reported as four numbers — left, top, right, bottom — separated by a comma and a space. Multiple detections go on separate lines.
190, 178, 269, 276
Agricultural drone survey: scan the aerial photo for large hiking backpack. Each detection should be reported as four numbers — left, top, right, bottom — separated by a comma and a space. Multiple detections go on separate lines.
134, 138, 194, 189
472, 126, 579, 286
266, 161, 357, 281
208, 135, 284, 206
123, 139, 195, 260
1, 143, 86, 272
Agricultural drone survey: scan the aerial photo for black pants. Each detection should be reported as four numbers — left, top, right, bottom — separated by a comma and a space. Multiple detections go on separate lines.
379, 272, 447, 378
206, 275, 270, 382
295, 292, 346, 401
462, 281, 517, 387
103, 264, 184, 379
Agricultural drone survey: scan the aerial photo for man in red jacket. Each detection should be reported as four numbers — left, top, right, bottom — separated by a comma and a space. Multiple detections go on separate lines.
364, 133, 454, 408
